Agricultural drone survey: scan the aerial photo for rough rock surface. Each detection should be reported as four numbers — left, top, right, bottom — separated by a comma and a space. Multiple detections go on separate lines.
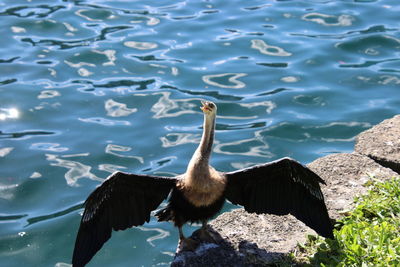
355, 115, 400, 173
172, 213, 296, 267
171, 226, 271, 267
171, 115, 400, 266
308, 152, 399, 219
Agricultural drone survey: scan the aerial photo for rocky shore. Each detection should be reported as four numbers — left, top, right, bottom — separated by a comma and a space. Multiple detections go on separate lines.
171, 115, 400, 266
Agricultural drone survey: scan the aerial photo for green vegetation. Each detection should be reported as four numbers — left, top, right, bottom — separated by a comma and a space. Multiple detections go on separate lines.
295, 177, 400, 266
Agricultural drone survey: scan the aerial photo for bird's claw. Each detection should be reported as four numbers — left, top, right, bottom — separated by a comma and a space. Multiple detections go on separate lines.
198, 228, 217, 243
178, 237, 200, 252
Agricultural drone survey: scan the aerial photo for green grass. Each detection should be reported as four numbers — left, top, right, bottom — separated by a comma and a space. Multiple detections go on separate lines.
294, 177, 400, 266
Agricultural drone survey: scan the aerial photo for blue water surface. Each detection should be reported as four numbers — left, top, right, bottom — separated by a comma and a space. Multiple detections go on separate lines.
1, 0, 400, 266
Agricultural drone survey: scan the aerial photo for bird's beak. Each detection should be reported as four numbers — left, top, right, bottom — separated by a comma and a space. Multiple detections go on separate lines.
200, 101, 211, 112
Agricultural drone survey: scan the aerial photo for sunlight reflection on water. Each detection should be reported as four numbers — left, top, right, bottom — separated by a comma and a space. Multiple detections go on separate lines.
202, 73, 247, 89
251, 39, 292, 56
151, 92, 198, 118
160, 133, 200, 148
105, 143, 144, 163
104, 99, 137, 117
0, 108, 19, 120
0, 147, 14, 157
46, 153, 102, 186
137, 226, 170, 247
302, 13, 354, 27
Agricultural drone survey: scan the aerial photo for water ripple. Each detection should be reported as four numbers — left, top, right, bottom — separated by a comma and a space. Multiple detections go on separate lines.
302, 12, 354, 27
105, 99, 137, 117
0, 57, 19, 63
137, 226, 170, 247
0, 5, 65, 18
243, 4, 271, 11
37, 90, 61, 99
141, 156, 176, 173
0, 183, 19, 201
98, 164, 127, 173
75, 9, 115, 22
0, 79, 17, 86
217, 121, 266, 131
151, 92, 197, 119
261, 121, 371, 142
105, 144, 144, 163
26, 203, 82, 226
78, 117, 131, 126
217, 29, 264, 41
46, 154, 101, 186
177, 88, 243, 101
339, 58, 400, 69
30, 143, 68, 152
202, 73, 247, 89
20, 25, 132, 50
0, 147, 14, 157
0, 214, 28, 222
65, 49, 117, 68
214, 137, 273, 158
291, 24, 398, 40
336, 34, 400, 57
240, 101, 276, 114
77, 78, 156, 92
251, 39, 292, 57
256, 62, 288, 68
160, 133, 200, 148
0, 130, 54, 140
124, 41, 158, 50
69, 79, 157, 95
257, 88, 290, 96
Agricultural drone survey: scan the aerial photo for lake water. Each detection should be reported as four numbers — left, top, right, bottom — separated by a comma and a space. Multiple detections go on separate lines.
1, 0, 399, 266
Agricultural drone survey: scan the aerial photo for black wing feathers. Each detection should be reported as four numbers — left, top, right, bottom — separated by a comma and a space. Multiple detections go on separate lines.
224, 157, 333, 239
72, 172, 176, 267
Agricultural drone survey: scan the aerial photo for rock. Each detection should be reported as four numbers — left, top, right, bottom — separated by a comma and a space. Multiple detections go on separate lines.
308, 153, 399, 219
171, 228, 247, 267
210, 209, 311, 255
172, 214, 293, 267
355, 115, 400, 173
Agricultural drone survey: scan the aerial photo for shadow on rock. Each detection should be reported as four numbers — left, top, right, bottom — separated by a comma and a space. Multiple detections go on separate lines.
171, 226, 297, 267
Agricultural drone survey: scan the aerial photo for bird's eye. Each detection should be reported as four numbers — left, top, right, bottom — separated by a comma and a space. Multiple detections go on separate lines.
208, 103, 215, 109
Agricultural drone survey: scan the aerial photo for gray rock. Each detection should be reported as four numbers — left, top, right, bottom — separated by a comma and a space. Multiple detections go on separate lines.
172, 215, 292, 267
210, 209, 311, 255
308, 153, 399, 219
355, 115, 400, 173
171, 230, 247, 267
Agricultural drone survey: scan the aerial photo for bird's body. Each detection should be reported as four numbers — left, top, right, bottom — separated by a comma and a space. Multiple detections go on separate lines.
156, 175, 226, 226
72, 101, 333, 267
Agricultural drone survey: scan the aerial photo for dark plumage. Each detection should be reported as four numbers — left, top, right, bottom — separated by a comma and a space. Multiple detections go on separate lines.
72, 101, 333, 267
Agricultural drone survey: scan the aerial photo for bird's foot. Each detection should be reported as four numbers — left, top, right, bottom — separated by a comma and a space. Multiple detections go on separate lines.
198, 228, 217, 243
178, 237, 200, 252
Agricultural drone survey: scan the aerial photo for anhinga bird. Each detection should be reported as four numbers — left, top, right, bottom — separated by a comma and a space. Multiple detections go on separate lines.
72, 101, 333, 267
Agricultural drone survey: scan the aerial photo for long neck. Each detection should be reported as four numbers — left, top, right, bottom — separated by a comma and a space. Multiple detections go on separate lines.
187, 113, 215, 173
199, 113, 216, 159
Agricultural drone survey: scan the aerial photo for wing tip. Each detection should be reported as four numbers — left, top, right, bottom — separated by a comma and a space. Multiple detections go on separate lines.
320, 225, 334, 239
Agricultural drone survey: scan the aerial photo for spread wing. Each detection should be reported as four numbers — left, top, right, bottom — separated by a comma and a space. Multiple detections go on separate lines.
72, 172, 177, 267
224, 157, 333, 238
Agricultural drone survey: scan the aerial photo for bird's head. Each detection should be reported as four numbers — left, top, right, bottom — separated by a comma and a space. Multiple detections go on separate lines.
200, 100, 217, 116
